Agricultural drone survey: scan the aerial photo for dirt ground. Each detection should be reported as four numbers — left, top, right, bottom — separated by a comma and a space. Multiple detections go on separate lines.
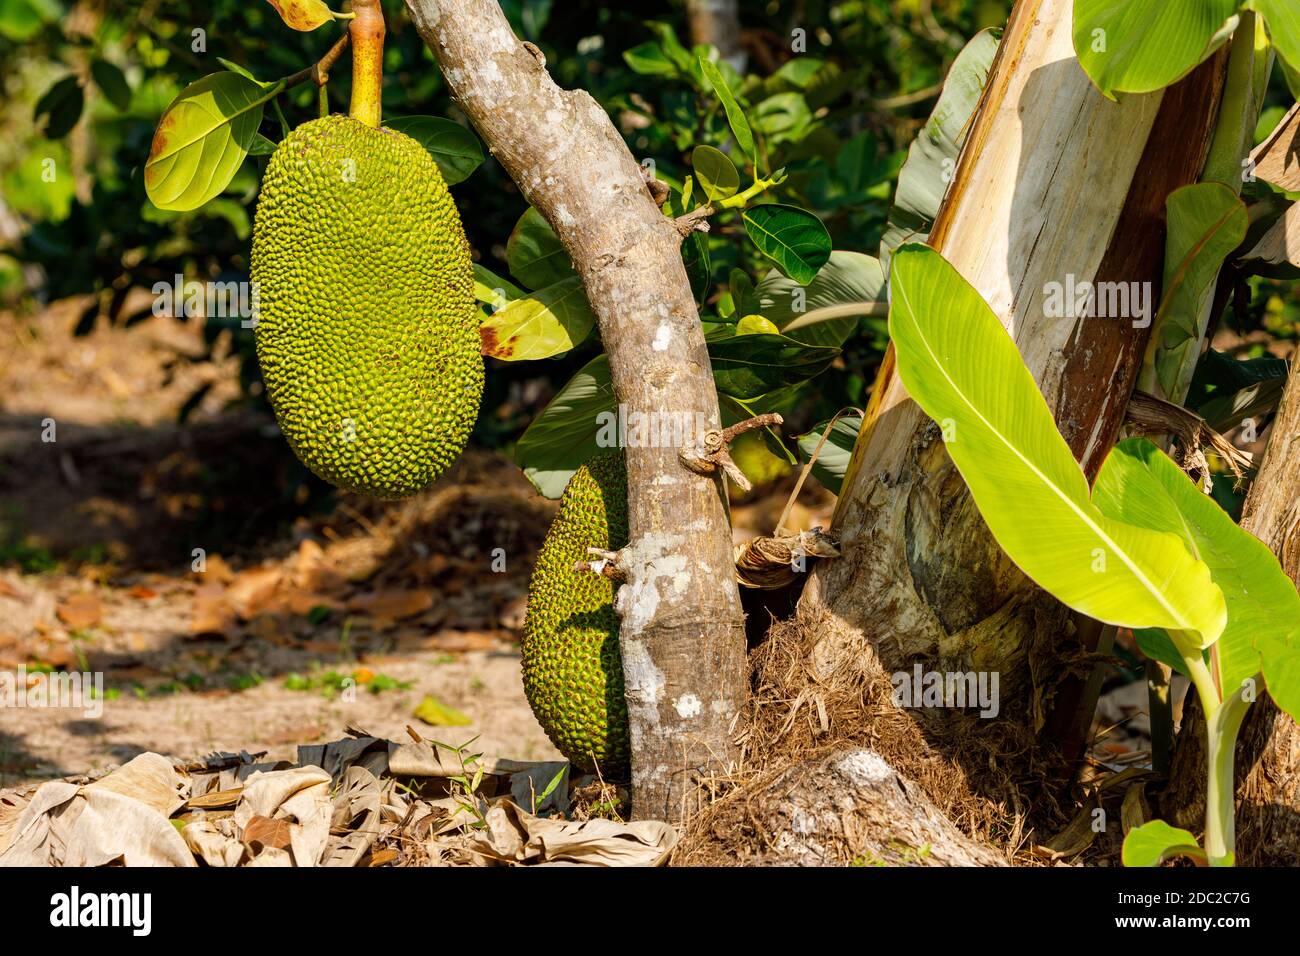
0, 293, 1174, 809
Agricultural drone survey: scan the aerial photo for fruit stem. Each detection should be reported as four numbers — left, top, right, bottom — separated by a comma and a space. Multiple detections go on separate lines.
348, 0, 384, 128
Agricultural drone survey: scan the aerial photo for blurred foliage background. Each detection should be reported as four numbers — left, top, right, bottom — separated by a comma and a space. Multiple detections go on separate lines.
0, 0, 1295, 462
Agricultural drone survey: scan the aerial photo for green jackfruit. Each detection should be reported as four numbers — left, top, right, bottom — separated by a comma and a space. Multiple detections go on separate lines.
522, 454, 630, 776
252, 115, 482, 498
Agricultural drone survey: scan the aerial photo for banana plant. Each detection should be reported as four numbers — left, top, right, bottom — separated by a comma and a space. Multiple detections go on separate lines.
889, 242, 1300, 867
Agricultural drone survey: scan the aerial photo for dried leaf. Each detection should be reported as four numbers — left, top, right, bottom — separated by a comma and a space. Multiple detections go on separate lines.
349, 589, 433, 621
56, 593, 103, 629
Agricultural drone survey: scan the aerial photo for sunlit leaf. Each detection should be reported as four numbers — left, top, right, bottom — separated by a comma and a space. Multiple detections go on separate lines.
144, 72, 278, 211
700, 56, 756, 169
889, 243, 1226, 646
479, 276, 594, 361
692, 144, 739, 202
742, 204, 832, 285
1122, 820, 1205, 867
265, 0, 340, 32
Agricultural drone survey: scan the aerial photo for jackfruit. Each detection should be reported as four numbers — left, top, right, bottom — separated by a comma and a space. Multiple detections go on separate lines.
522, 454, 630, 776
252, 115, 482, 498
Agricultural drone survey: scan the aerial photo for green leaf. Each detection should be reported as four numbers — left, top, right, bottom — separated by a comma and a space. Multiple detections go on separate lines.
265, 0, 342, 32
644, 21, 697, 74
33, 75, 83, 139
1094, 438, 1300, 712
246, 132, 278, 156
729, 268, 760, 319
623, 42, 679, 77
692, 144, 739, 202
797, 414, 863, 494
90, 59, 131, 111
0, 0, 58, 41
1122, 820, 1206, 867
1073, 0, 1238, 98
880, 29, 999, 271
1247, 2, 1300, 75
384, 116, 485, 186
1150, 183, 1249, 399
1133, 627, 1196, 678
216, 58, 264, 84
757, 250, 885, 347
750, 92, 812, 143
699, 56, 756, 170
683, 229, 711, 304
506, 207, 573, 290
742, 204, 832, 285
707, 332, 839, 400
473, 263, 526, 308
515, 354, 615, 498
478, 276, 594, 361
144, 72, 277, 211
772, 57, 825, 89
888, 244, 1227, 646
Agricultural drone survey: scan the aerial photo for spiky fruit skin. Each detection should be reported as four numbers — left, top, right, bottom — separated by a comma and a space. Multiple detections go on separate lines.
252, 116, 482, 498
522, 454, 630, 776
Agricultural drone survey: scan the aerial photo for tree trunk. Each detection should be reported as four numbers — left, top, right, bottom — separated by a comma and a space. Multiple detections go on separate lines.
686, 0, 746, 73
406, 0, 747, 821
789, 0, 1226, 784
1162, 367, 1300, 865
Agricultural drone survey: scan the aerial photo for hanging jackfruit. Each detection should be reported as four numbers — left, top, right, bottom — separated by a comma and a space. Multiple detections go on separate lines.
522, 454, 631, 776
252, 115, 482, 498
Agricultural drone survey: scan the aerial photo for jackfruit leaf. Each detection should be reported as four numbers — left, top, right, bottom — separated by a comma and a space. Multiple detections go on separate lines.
720, 393, 795, 464
1246, 1, 1300, 74
33, 75, 83, 140
692, 144, 739, 202
757, 250, 885, 347
880, 28, 999, 273
1073, 0, 1238, 98
708, 331, 839, 400
412, 694, 472, 727
742, 204, 831, 285
384, 116, 485, 186
699, 57, 756, 170
506, 206, 574, 289
145, 72, 278, 211
472, 263, 526, 310
1094, 438, 1300, 716
265, 0, 338, 31
90, 59, 131, 111
751, 92, 813, 143
623, 42, 679, 77
645, 21, 697, 74
735, 315, 778, 335
216, 58, 266, 85
729, 268, 760, 319
796, 413, 862, 494
683, 229, 711, 304
1122, 820, 1206, 867
479, 275, 595, 361
889, 243, 1227, 646
516, 354, 615, 498
246, 132, 278, 156
1151, 183, 1248, 399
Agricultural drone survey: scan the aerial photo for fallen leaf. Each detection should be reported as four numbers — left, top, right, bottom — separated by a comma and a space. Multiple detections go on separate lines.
242, 814, 293, 851
413, 694, 472, 727
227, 566, 282, 619
348, 589, 433, 621
128, 585, 158, 600
56, 593, 103, 629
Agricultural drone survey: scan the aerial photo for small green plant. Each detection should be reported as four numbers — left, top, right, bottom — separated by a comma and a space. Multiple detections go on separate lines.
889, 243, 1300, 867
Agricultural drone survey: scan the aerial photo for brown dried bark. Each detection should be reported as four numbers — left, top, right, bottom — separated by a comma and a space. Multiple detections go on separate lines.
792, 0, 1227, 781
405, 0, 746, 821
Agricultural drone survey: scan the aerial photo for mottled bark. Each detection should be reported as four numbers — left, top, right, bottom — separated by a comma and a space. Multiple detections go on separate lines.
406, 0, 747, 821
1163, 368, 1300, 865
795, 0, 1225, 764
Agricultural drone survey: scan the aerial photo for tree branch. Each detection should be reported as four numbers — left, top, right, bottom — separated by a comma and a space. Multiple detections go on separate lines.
405, 0, 747, 821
